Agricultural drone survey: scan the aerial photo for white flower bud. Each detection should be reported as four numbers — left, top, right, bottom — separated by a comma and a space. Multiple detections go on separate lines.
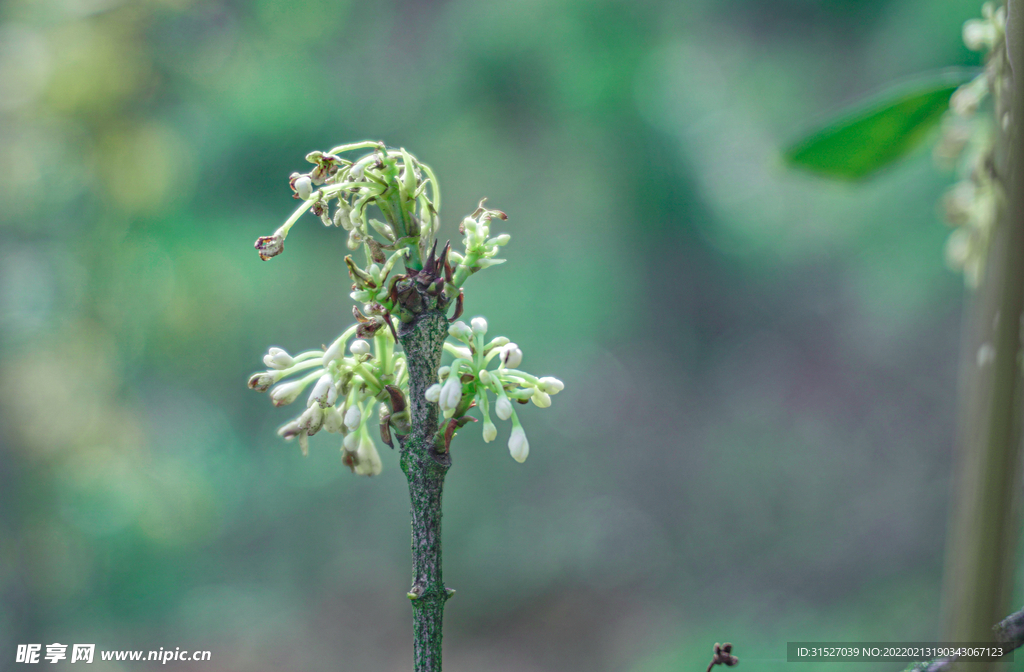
448, 321, 473, 341
945, 228, 973, 269
508, 425, 529, 463
343, 431, 359, 452
471, 317, 488, 334
355, 436, 383, 476
439, 377, 463, 412
963, 18, 994, 51
438, 366, 451, 378
487, 234, 511, 246
475, 258, 505, 268
482, 420, 497, 443
248, 371, 281, 392
323, 406, 344, 433
501, 343, 522, 368
299, 404, 325, 435
323, 338, 346, 365
351, 290, 372, 303
270, 379, 309, 407
277, 420, 302, 440
350, 339, 371, 356
951, 85, 981, 117
485, 337, 510, 352
344, 405, 362, 431
308, 373, 337, 408
294, 175, 313, 200
531, 389, 552, 408
495, 396, 513, 421
334, 205, 353, 229
478, 369, 492, 385
347, 229, 362, 250
298, 431, 309, 456
448, 345, 473, 360
425, 383, 442, 403
538, 377, 564, 394
263, 347, 295, 370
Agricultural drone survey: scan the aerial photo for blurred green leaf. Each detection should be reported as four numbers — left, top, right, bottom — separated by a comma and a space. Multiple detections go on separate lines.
784, 69, 980, 180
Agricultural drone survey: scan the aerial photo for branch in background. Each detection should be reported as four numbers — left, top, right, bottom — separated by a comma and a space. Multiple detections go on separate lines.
706, 642, 739, 672
908, 607, 1024, 672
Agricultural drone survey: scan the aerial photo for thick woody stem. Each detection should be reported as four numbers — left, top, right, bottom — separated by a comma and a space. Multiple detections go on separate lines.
398, 308, 452, 672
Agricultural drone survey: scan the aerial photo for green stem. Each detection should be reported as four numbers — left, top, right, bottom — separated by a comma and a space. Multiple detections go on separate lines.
941, 14, 1024, 663
398, 309, 452, 672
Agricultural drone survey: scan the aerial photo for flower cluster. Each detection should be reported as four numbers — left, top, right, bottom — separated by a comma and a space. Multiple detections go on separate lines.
255, 142, 441, 272
248, 325, 408, 476
935, 2, 1010, 287
248, 141, 563, 473
424, 317, 564, 463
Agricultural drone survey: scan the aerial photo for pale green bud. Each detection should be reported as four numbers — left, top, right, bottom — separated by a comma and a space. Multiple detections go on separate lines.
448, 321, 473, 341
508, 425, 529, 463
496, 396, 513, 421
538, 377, 564, 394
531, 389, 552, 408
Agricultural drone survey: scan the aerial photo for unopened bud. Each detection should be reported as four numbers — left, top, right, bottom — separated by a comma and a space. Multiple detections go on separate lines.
323, 337, 346, 365
294, 175, 313, 200
309, 373, 338, 408
482, 420, 497, 443
425, 383, 442, 403
355, 436, 383, 476
448, 321, 473, 341
299, 404, 325, 435
345, 405, 362, 431
501, 343, 523, 368
277, 420, 302, 440
323, 406, 344, 433
478, 369, 492, 385
440, 377, 463, 412
538, 377, 564, 394
508, 425, 529, 463
531, 389, 552, 408
248, 371, 280, 392
263, 347, 295, 370
495, 396, 513, 421
471, 317, 488, 334
963, 18, 994, 51
334, 204, 353, 229
350, 339, 371, 356
945, 228, 973, 269
271, 379, 309, 406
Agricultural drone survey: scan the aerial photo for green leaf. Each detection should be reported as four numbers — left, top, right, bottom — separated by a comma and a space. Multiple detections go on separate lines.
783, 69, 981, 180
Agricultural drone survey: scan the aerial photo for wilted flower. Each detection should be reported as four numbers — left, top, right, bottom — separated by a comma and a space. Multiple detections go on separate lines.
255, 234, 284, 261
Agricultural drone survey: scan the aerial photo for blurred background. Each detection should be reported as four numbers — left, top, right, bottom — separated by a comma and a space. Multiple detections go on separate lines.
0, 0, 1016, 670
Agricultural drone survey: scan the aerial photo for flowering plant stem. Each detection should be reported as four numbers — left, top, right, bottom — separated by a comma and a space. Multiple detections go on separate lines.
398, 308, 453, 672
249, 143, 564, 670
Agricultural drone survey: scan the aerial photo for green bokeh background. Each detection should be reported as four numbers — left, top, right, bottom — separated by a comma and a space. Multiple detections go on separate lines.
0, 0, 1015, 670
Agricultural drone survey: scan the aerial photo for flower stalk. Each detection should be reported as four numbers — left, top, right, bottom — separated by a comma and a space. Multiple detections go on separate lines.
245, 143, 564, 671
